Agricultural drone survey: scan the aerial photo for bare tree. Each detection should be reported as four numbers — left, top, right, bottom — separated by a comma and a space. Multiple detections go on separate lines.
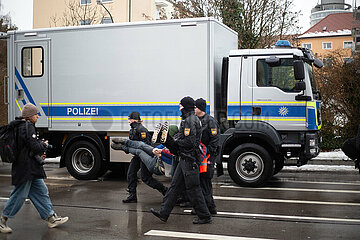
168, 0, 301, 48
50, 0, 106, 27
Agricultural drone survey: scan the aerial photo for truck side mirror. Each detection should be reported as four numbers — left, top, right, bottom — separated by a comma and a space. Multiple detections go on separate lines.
295, 81, 306, 91
265, 56, 281, 67
314, 58, 323, 68
293, 60, 305, 80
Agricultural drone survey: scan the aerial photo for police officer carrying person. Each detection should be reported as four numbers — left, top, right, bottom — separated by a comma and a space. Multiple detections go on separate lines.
150, 96, 212, 224
119, 111, 168, 203
194, 98, 220, 214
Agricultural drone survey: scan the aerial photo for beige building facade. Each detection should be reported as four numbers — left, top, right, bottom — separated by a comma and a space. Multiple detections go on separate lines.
33, 0, 174, 29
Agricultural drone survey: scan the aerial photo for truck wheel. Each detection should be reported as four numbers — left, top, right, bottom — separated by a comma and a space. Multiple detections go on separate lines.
65, 141, 106, 180
228, 143, 273, 187
273, 158, 285, 176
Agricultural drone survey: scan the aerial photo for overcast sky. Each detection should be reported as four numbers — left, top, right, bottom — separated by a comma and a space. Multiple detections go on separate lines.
1, 0, 360, 31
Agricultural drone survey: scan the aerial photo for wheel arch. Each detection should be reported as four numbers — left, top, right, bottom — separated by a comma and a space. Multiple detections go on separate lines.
60, 133, 108, 168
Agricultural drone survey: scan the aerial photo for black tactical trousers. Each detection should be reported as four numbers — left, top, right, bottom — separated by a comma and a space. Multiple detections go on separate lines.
127, 156, 166, 194
200, 155, 216, 210
159, 158, 211, 220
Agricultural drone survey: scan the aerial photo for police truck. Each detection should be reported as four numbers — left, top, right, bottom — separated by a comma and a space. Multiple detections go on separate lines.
1, 18, 323, 186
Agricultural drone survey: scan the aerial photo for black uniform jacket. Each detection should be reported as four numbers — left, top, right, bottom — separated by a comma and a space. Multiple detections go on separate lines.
11, 119, 46, 186
129, 121, 151, 144
198, 114, 220, 155
176, 111, 201, 162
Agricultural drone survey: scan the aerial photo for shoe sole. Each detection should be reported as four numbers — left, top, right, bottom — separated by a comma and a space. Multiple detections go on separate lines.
152, 123, 163, 143
160, 121, 169, 144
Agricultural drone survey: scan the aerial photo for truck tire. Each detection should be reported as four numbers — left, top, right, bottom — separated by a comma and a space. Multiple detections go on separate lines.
228, 143, 274, 187
273, 158, 285, 176
65, 141, 107, 180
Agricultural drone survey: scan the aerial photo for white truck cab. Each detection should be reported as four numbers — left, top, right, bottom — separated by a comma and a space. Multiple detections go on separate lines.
219, 40, 323, 186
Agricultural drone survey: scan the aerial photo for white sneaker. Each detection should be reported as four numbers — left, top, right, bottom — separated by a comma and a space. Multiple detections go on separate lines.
0, 218, 12, 233
47, 213, 69, 228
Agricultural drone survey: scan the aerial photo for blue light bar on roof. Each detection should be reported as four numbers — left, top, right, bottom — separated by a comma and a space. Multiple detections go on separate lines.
275, 40, 292, 47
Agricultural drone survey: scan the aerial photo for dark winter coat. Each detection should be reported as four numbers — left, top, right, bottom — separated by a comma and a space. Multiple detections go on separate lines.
129, 121, 151, 144
11, 118, 46, 186
198, 114, 220, 156
176, 110, 202, 163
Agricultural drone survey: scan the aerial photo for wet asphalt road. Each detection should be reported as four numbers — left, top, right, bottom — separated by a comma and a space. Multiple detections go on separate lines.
0, 163, 359, 240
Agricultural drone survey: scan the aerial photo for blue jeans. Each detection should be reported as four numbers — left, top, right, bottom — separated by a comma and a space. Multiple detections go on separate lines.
1, 179, 54, 220
124, 140, 159, 174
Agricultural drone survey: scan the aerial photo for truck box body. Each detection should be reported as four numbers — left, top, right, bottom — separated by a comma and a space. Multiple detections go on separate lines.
7, 18, 238, 132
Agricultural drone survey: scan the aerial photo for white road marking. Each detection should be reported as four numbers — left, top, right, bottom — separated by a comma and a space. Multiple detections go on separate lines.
213, 196, 360, 206
221, 185, 360, 194
0, 174, 75, 181
144, 230, 275, 240
183, 210, 360, 224
0, 197, 30, 203
270, 179, 360, 186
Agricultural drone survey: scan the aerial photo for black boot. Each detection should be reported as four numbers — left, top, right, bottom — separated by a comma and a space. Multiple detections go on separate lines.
192, 217, 212, 224
150, 208, 168, 222
122, 193, 137, 203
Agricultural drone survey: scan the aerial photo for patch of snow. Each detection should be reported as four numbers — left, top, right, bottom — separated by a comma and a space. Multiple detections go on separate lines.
284, 165, 356, 171
299, 29, 351, 38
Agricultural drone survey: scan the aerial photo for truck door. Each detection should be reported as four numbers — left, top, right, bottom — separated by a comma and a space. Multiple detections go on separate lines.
252, 55, 306, 131
14, 40, 50, 128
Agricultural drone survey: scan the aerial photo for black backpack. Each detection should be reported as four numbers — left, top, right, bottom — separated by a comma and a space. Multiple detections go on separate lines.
0, 120, 26, 163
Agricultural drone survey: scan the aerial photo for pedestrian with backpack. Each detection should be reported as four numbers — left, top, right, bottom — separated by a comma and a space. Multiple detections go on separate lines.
0, 103, 68, 234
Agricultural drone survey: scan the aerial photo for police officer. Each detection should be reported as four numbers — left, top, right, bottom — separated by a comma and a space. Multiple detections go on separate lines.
150, 97, 212, 224
195, 98, 219, 214
121, 111, 168, 203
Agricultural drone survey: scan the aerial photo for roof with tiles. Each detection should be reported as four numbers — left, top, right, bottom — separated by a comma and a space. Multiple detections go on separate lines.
299, 12, 360, 38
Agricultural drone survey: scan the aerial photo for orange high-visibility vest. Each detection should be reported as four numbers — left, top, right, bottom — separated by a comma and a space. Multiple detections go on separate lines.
199, 154, 210, 173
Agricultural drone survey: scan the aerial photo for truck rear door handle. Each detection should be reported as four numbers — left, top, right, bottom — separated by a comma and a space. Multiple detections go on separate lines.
252, 106, 261, 116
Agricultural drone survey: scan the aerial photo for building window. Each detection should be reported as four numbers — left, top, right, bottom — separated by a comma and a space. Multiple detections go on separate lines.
322, 42, 332, 50
80, 0, 91, 5
21, 47, 44, 77
303, 43, 312, 50
80, 19, 91, 25
343, 57, 353, 64
322, 58, 333, 67
101, 17, 112, 24
343, 41, 353, 49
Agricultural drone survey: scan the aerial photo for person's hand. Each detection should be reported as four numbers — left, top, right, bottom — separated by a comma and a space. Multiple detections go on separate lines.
152, 148, 162, 157
41, 155, 46, 160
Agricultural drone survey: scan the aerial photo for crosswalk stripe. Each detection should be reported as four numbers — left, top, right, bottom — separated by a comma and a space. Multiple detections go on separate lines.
213, 196, 360, 206
183, 210, 360, 224
221, 185, 360, 193
144, 230, 275, 240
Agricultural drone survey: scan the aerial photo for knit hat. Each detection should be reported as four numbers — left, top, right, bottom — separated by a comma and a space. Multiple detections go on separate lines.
169, 125, 179, 137
180, 96, 195, 111
128, 111, 141, 120
195, 98, 207, 112
22, 103, 39, 118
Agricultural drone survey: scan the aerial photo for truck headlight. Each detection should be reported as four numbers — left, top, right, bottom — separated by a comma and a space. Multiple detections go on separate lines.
309, 139, 316, 147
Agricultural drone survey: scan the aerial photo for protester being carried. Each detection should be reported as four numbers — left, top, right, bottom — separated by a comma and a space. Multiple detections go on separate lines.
111, 125, 179, 177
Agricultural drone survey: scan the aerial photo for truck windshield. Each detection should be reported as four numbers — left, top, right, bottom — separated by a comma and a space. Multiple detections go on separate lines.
305, 62, 318, 95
